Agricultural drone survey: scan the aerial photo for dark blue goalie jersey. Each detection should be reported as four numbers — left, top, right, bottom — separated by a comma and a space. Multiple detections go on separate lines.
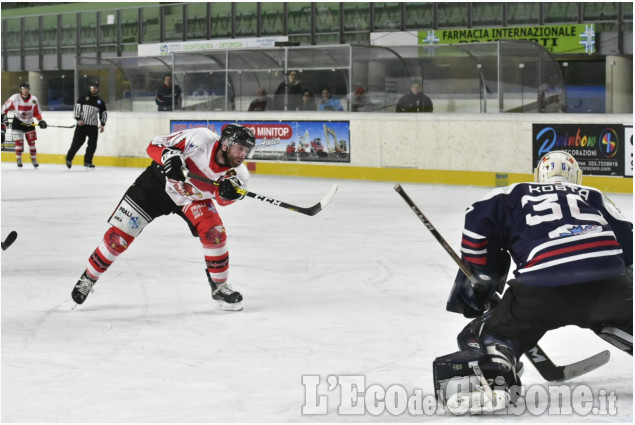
460, 182, 633, 286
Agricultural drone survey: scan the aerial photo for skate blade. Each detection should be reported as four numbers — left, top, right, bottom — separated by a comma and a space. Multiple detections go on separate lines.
216, 301, 243, 311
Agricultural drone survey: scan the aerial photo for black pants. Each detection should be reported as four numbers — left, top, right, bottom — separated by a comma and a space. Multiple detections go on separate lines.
67, 125, 99, 164
483, 273, 633, 354
111, 162, 198, 237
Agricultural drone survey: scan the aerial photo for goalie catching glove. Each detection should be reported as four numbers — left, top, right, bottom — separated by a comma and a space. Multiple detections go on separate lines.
218, 175, 246, 201
446, 254, 510, 318
161, 148, 187, 182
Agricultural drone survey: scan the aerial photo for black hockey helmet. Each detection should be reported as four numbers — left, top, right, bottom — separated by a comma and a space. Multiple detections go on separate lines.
221, 124, 256, 150
20, 81, 30, 89
89, 80, 100, 87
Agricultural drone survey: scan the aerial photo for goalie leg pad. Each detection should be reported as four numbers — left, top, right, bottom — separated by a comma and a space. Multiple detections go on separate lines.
433, 348, 485, 398
433, 349, 513, 414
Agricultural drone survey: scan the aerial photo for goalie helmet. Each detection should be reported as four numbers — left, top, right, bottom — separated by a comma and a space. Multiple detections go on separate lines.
221, 124, 256, 150
534, 150, 582, 185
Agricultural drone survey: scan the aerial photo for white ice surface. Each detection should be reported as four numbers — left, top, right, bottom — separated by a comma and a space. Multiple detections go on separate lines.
1, 164, 632, 423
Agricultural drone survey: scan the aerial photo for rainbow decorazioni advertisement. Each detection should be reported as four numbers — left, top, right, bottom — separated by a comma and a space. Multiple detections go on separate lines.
532, 124, 627, 177
170, 120, 351, 163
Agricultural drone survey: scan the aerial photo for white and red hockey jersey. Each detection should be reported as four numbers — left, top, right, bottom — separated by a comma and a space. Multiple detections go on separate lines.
146, 127, 250, 207
2, 93, 43, 124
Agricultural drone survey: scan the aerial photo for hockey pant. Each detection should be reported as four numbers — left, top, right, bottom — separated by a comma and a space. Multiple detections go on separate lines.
67, 125, 99, 164
12, 127, 37, 161
83, 164, 229, 284
482, 272, 633, 356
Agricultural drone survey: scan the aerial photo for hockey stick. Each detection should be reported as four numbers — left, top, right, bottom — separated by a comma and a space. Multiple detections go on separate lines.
394, 183, 610, 382
27, 123, 76, 129
524, 345, 610, 381
1, 231, 18, 250
187, 171, 337, 216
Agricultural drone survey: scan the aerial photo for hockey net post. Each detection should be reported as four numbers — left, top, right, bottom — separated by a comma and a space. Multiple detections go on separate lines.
393, 183, 610, 382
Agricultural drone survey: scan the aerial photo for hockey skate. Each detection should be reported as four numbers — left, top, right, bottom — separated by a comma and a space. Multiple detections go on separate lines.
206, 270, 243, 311
31, 158, 39, 168
71, 272, 97, 305
16, 158, 22, 168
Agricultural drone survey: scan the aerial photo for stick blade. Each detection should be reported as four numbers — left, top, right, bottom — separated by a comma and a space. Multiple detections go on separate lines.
2, 231, 18, 250
300, 183, 338, 216
561, 350, 611, 381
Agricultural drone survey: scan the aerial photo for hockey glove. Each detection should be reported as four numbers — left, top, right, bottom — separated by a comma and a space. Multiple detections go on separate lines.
218, 176, 246, 201
446, 270, 490, 318
161, 148, 187, 182
38, 120, 47, 129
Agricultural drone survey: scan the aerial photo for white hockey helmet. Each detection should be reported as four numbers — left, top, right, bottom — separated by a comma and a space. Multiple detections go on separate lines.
534, 150, 582, 185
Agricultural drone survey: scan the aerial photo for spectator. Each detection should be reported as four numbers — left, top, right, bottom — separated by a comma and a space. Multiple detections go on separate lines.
155, 74, 182, 111
66, 80, 108, 169
538, 74, 566, 113
248, 88, 272, 111
396, 82, 433, 113
317, 88, 344, 111
298, 89, 317, 111
351, 86, 375, 112
273, 70, 302, 111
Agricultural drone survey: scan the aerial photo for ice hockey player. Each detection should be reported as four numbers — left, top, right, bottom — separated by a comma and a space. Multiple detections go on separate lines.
71, 124, 256, 311
433, 151, 633, 414
2, 82, 47, 168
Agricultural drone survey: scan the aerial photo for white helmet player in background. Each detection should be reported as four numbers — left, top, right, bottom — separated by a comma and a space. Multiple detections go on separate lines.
534, 150, 583, 185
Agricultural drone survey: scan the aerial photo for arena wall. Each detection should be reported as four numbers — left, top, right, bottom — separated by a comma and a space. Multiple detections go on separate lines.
2, 111, 632, 193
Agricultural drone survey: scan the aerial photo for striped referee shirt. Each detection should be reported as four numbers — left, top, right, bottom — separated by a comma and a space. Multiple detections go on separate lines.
74, 93, 107, 127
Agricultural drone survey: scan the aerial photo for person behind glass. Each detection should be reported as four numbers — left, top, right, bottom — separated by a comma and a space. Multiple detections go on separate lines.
298, 89, 317, 111
318, 88, 344, 111
396, 82, 433, 113
351, 86, 375, 112
248, 88, 272, 111
155, 74, 182, 111
66, 81, 107, 169
273, 70, 302, 111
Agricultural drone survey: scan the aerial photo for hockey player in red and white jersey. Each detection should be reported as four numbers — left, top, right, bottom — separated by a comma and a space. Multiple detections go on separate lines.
71, 124, 255, 311
2, 82, 47, 168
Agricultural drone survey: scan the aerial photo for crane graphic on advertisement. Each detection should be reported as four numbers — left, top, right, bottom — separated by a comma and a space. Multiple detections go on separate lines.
324, 124, 348, 156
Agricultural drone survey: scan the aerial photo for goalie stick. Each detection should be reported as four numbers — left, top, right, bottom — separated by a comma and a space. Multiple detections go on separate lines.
524, 345, 610, 382
186, 171, 338, 216
393, 183, 610, 382
1, 231, 17, 250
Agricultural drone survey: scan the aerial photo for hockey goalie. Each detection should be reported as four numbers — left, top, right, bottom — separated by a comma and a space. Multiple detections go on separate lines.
433, 151, 633, 414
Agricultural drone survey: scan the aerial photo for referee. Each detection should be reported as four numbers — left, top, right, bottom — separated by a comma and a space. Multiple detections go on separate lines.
66, 80, 107, 169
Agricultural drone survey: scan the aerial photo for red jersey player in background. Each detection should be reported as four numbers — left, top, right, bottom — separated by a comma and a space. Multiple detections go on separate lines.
2, 81, 47, 168
71, 124, 255, 311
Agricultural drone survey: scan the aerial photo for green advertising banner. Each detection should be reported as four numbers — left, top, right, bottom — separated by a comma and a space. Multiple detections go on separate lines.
418, 24, 595, 54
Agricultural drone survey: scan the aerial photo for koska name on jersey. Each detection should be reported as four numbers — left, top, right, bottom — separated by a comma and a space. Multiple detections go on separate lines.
528, 184, 590, 199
